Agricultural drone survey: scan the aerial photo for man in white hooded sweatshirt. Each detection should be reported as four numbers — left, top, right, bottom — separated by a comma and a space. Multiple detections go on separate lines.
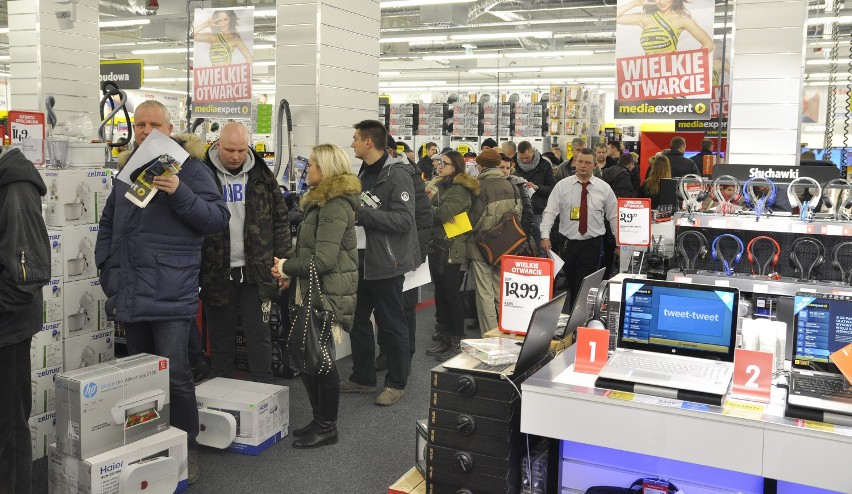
200, 122, 291, 383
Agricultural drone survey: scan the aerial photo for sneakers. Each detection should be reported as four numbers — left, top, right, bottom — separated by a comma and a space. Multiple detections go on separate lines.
187, 450, 200, 484
375, 387, 405, 406
339, 379, 375, 394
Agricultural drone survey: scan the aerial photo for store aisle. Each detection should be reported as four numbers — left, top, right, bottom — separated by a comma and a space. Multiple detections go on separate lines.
32, 292, 440, 493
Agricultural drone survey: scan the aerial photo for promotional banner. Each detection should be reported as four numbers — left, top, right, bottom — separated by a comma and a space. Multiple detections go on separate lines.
191, 6, 254, 119
99, 59, 144, 90
614, 0, 715, 120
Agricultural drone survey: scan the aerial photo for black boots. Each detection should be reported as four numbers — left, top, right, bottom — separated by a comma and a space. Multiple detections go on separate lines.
292, 420, 317, 437
294, 373, 339, 449
426, 334, 451, 356
292, 421, 338, 448
435, 336, 462, 362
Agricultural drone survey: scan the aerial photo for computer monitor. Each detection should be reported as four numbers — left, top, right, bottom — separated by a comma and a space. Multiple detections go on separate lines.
792, 292, 852, 373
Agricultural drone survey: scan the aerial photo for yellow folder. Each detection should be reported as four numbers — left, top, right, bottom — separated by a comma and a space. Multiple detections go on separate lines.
443, 212, 472, 238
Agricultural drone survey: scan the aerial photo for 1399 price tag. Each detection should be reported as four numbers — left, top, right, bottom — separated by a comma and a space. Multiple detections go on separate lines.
499, 256, 553, 335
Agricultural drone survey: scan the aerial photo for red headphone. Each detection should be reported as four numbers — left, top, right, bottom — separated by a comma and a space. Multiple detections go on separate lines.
747, 235, 781, 278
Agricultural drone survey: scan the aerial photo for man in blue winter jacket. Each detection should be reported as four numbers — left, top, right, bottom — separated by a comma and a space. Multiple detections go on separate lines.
95, 100, 230, 484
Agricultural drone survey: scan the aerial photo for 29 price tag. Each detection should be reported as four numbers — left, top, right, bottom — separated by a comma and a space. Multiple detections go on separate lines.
617, 198, 651, 247
499, 255, 553, 335
574, 326, 610, 374
731, 348, 773, 403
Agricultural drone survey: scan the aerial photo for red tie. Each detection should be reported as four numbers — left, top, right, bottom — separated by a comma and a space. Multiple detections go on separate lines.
579, 182, 589, 235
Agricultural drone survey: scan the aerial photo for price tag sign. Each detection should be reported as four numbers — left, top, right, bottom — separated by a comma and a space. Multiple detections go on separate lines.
731, 349, 773, 403
617, 198, 651, 246
574, 327, 610, 374
499, 255, 553, 335
8, 111, 45, 165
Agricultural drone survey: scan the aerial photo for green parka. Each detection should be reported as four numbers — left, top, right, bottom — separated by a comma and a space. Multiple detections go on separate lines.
281, 173, 361, 331
429, 173, 480, 265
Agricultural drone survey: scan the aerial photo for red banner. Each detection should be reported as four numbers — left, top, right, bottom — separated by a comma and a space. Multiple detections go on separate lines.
617, 49, 710, 101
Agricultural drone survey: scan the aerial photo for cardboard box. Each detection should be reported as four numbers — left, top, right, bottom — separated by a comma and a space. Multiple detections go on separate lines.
31, 320, 63, 371
61, 224, 99, 281
63, 278, 107, 337
29, 410, 56, 461
55, 354, 171, 459
196, 378, 289, 455
63, 329, 115, 372
31, 365, 62, 417
43, 277, 63, 323
389, 466, 426, 494
49, 428, 188, 494
47, 229, 63, 278
41, 168, 112, 227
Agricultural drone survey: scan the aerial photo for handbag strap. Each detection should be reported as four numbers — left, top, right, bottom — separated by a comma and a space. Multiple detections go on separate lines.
472, 177, 522, 232
300, 258, 328, 309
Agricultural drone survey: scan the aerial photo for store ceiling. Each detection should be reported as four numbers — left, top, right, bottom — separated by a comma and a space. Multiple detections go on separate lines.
0, 0, 849, 95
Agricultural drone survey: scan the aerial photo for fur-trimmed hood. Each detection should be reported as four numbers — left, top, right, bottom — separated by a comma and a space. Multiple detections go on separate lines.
116, 133, 207, 170
300, 173, 362, 207
437, 173, 481, 195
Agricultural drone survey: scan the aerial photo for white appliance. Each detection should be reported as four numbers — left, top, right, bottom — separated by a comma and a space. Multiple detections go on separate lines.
197, 409, 238, 449
119, 456, 180, 494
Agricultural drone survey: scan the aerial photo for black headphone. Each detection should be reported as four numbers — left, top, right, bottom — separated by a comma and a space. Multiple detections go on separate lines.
789, 237, 826, 281
831, 241, 852, 284
585, 280, 610, 330
821, 178, 852, 215
675, 230, 709, 271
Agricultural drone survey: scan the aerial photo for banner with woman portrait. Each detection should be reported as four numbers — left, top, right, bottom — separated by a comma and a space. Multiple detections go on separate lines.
614, 0, 715, 120
192, 6, 254, 118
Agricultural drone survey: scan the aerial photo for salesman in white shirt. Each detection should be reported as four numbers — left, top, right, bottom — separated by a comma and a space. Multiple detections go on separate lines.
540, 148, 618, 307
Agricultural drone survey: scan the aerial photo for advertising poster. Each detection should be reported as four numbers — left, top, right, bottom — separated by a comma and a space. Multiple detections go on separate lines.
191, 6, 254, 119
614, 0, 715, 120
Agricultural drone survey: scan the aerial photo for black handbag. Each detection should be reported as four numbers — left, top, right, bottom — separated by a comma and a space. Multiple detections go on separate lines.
286, 259, 336, 376
474, 185, 526, 266
459, 270, 478, 319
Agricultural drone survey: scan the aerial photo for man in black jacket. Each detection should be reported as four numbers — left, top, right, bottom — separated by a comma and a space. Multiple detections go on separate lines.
513, 141, 555, 248
0, 147, 50, 491
666, 136, 701, 178
691, 138, 714, 172
602, 153, 637, 198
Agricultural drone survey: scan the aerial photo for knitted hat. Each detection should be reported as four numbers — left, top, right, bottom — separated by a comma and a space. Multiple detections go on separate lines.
475, 148, 502, 168
481, 137, 498, 149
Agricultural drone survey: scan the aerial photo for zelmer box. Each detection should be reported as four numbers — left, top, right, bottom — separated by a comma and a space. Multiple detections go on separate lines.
63, 277, 107, 337
42, 277, 63, 323
61, 224, 99, 282
196, 378, 289, 455
31, 320, 63, 372
49, 427, 188, 494
46, 229, 63, 278
29, 410, 56, 461
55, 353, 170, 459
41, 168, 112, 227
31, 365, 62, 417
63, 328, 115, 372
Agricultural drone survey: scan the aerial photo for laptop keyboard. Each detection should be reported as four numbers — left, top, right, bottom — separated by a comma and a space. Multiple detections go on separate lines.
795, 375, 852, 398
473, 361, 513, 372
609, 354, 724, 381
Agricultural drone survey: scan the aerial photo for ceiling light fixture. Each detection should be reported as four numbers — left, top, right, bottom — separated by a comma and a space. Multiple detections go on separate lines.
254, 44, 274, 50
807, 58, 852, 65
469, 67, 542, 74
144, 65, 160, 70
0, 55, 9, 61
807, 16, 852, 25
504, 50, 594, 58
132, 47, 191, 55
381, 80, 447, 86
143, 77, 185, 82
450, 31, 552, 41
254, 9, 276, 17
0, 28, 9, 34
253, 61, 276, 66
99, 19, 151, 28
139, 87, 187, 95
381, 35, 448, 43
381, 0, 475, 8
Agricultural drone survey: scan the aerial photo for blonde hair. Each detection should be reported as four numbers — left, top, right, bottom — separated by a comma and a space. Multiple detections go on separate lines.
311, 144, 354, 180
135, 100, 170, 121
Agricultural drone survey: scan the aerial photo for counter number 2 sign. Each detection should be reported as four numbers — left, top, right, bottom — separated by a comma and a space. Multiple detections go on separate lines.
731, 349, 772, 403
617, 198, 651, 247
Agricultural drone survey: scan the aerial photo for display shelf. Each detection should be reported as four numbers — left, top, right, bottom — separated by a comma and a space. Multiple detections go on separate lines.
675, 212, 852, 237
665, 271, 852, 297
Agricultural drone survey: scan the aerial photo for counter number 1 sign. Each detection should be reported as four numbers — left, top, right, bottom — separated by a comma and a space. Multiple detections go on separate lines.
8, 111, 45, 166
617, 198, 651, 247
499, 255, 553, 335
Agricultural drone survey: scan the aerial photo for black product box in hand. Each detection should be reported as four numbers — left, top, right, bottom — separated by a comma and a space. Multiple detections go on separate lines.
426, 443, 522, 493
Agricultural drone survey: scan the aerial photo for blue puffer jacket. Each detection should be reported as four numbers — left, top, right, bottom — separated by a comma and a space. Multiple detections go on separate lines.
95, 134, 230, 322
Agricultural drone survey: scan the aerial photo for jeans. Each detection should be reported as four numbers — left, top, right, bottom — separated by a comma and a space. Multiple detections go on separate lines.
429, 256, 464, 337
0, 338, 32, 494
205, 279, 273, 383
124, 320, 199, 450
349, 273, 410, 389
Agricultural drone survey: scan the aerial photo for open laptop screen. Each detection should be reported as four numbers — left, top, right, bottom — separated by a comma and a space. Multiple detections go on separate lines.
618, 279, 739, 361
556, 268, 606, 338
793, 293, 852, 374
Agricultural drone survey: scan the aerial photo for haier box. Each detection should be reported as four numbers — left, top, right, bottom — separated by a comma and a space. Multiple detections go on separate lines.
63, 328, 115, 372
49, 427, 188, 494
29, 410, 56, 461
43, 277, 63, 323
63, 277, 107, 337
32, 365, 62, 417
196, 378, 289, 455
31, 320, 63, 371
55, 354, 170, 459
61, 224, 99, 281
41, 168, 112, 227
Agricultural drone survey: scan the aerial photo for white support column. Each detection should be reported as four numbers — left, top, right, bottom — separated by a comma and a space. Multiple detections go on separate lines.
726, 0, 809, 167
8, 0, 100, 127
275, 0, 380, 162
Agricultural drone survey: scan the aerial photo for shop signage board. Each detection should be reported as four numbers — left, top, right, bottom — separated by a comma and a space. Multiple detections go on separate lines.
731, 348, 773, 403
711, 164, 840, 183
499, 255, 554, 335
574, 327, 610, 374
191, 6, 254, 119
99, 60, 144, 90
9, 110, 45, 165
617, 198, 651, 246
613, 0, 715, 120
255, 104, 273, 134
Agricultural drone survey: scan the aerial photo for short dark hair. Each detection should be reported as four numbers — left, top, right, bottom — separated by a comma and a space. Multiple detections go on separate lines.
442, 150, 466, 177
353, 120, 387, 150
517, 140, 533, 153
577, 148, 595, 159
618, 153, 635, 167
701, 138, 713, 151
670, 137, 686, 150
594, 142, 607, 151
608, 140, 623, 153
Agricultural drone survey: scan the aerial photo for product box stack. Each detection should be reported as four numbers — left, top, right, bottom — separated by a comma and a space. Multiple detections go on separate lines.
589, 91, 606, 144
30, 167, 115, 461
416, 103, 447, 136
513, 102, 545, 137
388, 103, 417, 137
450, 103, 481, 136
481, 103, 511, 137
49, 354, 189, 493
378, 103, 390, 128
548, 85, 592, 141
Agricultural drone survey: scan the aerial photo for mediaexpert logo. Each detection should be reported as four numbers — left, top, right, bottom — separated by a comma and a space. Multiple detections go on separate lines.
83, 382, 98, 398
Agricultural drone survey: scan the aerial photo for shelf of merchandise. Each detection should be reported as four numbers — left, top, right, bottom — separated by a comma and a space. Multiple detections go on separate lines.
674, 212, 852, 237
665, 271, 852, 297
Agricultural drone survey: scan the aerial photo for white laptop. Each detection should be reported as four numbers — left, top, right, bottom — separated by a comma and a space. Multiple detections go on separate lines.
596, 278, 739, 396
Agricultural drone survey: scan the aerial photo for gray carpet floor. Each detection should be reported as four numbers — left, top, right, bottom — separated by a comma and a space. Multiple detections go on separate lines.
32, 290, 451, 494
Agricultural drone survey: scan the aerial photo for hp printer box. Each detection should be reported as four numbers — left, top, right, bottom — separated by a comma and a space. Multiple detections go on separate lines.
63, 328, 115, 372
32, 365, 62, 417
48, 427, 188, 494
55, 354, 170, 459
29, 410, 56, 461
31, 321, 63, 371
196, 378, 289, 455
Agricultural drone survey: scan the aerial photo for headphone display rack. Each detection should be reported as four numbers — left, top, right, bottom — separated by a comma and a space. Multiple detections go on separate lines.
665, 271, 850, 298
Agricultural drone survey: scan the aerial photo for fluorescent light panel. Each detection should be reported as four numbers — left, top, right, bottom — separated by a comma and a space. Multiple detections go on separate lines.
807, 16, 852, 25
450, 31, 551, 41
0, 28, 8, 34
144, 77, 185, 82
381, 80, 447, 86
542, 65, 615, 72
132, 47, 192, 55
381, 0, 475, 8
381, 35, 448, 43
99, 19, 151, 28
379, 71, 401, 76
254, 9, 276, 17
807, 59, 852, 65
469, 67, 542, 74
505, 50, 594, 58
139, 87, 186, 95
0, 55, 9, 61
422, 53, 502, 61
